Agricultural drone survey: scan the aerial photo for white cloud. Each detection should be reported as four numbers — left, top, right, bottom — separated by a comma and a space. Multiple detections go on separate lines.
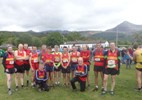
0, 0, 142, 31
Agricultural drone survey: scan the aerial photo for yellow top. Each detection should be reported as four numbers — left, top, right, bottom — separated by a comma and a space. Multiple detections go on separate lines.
135, 49, 142, 68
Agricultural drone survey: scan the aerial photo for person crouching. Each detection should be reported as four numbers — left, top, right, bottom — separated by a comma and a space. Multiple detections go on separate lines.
70, 57, 87, 92
35, 63, 49, 92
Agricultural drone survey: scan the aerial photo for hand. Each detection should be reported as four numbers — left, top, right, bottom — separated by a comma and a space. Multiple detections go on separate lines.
14, 68, 17, 72
6, 69, 9, 72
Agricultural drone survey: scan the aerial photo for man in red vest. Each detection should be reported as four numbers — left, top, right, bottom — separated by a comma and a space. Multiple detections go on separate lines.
2, 46, 15, 95
23, 43, 31, 86
70, 57, 87, 92
80, 45, 91, 86
93, 43, 105, 91
14, 44, 26, 91
35, 63, 49, 92
101, 42, 121, 95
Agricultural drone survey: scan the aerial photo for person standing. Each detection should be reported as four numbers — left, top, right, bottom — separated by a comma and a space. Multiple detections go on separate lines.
128, 44, 142, 91
14, 44, 26, 91
80, 45, 91, 86
93, 43, 105, 91
29, 46, 39, 87
61, 46, 71, 86
102, 42, 121, 95
23, 43, 31, 86
70, 46, 80, 78
44, 46, 54, 86
53, 45, 62, 85
2, 46, 15, 95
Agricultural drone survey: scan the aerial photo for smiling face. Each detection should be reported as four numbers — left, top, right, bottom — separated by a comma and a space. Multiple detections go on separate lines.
39, 63, 44, 70
54, 45, 59, 52
24, 44, 28, 49
63, 47, 68, 53
72, 46, 77, 52
82, 45, 87, 51
110, 42, 116, 50
7, 46, 13, 53
18, 44, 23, 50
78, 57, 83, 66
96, 43, 101, 49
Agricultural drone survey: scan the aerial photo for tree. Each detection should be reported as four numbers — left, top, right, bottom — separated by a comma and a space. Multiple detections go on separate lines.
46, 32, 64, 47
32, 37, 42, 47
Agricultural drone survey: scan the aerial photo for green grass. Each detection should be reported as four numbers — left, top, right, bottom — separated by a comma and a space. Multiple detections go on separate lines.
0, 58, 141, 100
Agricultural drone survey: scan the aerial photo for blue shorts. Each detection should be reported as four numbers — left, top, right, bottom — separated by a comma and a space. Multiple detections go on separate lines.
71, 63, 78, 71
45, 64, 54, 72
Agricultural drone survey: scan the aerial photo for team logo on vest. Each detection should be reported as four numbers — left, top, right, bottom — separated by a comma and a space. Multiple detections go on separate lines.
107, 60, 116, 68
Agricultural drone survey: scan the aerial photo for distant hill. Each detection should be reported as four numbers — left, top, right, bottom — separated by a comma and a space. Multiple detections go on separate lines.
106, 21, 142, 34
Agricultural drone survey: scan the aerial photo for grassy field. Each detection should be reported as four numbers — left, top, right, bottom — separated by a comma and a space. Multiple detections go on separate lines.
0, 58, 141, 100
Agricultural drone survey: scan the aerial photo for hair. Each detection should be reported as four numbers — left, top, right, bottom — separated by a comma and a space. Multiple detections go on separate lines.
63, 46, 67, 48
133, 44, 139, 49
47, 46, 52, 50
54, 45, 59, 48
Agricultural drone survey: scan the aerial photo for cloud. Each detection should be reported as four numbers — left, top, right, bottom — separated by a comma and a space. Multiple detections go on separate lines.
0, 0, 142, 31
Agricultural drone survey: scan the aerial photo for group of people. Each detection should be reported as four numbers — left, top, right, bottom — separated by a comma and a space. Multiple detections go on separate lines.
1, 42, 142, 96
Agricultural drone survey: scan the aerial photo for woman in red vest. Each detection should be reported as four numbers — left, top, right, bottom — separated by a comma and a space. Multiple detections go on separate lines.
61, 46, 71, 86
70, 57, 87, 92
70, 46, 80, 78
14, 44, 26, 91
93, 43, 105, 91
2, 46, 15, 95
23, 43, 31, 86
40, 44, 47, 63
29, 46, 39, 87
53, 45, 62, 85
44, 46, 54, 86
80, 45, 91, 86
102, 42, 121, 95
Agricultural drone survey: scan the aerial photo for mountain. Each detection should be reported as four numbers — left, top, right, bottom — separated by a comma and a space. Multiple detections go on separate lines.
106, 21, 142, 34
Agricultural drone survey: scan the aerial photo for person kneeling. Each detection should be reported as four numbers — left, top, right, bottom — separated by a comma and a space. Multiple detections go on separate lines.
70, 57, 87, 92
35, 63, 49, 92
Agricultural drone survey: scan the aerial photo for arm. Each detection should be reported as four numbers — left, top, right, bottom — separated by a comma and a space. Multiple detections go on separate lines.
117, 50, 121, 69
35, 70, 44, 81
43, 71, 48, 81
66, 53, 70, 67
2, 52, 8, 69
29, 53, 34, 71
14, 51, 26, 60
80, 65, 88, 77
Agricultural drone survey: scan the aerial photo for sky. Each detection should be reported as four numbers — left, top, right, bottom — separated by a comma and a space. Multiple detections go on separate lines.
0, 0, 142, 32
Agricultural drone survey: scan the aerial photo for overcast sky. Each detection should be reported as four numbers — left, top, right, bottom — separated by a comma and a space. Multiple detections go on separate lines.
0, 0, 141, 32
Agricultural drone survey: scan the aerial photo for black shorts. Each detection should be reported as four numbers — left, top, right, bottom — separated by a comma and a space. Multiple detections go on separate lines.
62, 66, 71, 73
104, 68, 118, 75
24, 64, 30, 71
54, 65, 62, 72
5, 68, 15, 74
94, 66, 104, 72
136, 68, 142, 72
15, 64, 25, 73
